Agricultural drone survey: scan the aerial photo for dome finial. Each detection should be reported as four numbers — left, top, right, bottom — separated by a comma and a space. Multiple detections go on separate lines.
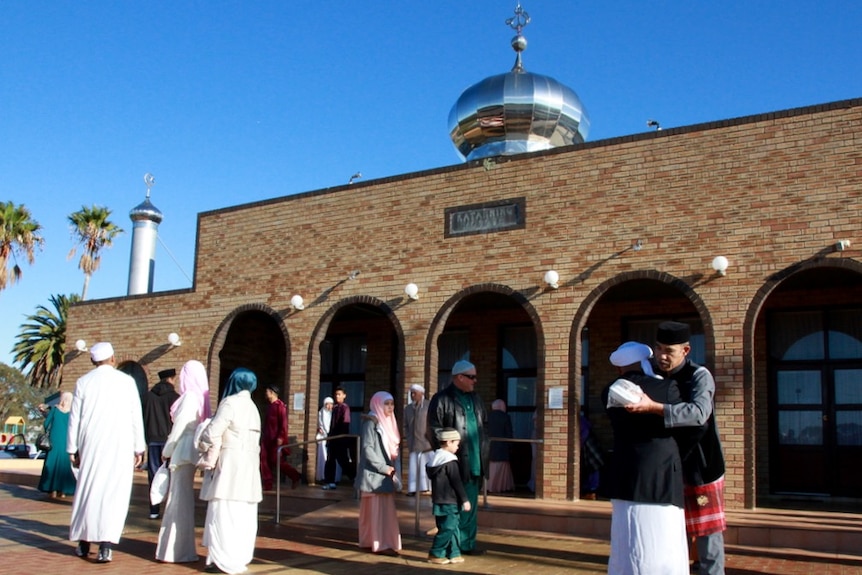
506, 3, 531, 72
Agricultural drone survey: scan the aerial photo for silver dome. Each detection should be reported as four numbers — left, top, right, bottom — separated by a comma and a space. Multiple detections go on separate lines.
129, 197, 163, 223
448, 6, 589, 161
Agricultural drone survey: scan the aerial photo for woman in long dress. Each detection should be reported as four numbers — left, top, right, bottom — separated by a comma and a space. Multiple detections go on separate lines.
156, 360, 211, 563
315, 397, 341, 483
198, 368, 262, 574
37, 392, 76, 497
355, 390, 402, 556
486, 399, 515, 493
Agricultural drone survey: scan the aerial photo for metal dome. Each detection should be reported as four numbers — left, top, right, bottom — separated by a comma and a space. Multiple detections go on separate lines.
448, 5, 590, 161
129, 197, 163, 223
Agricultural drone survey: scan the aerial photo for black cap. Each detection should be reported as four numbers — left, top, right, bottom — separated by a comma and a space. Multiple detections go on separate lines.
656, 321, 691, 345
158, 368, 177, 380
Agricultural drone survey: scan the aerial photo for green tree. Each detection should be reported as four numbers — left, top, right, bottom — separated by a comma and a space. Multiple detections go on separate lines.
68, 205, 123, 300
0, 362, 45, 436
0, 201, 44, 291
13, 293, 81, 389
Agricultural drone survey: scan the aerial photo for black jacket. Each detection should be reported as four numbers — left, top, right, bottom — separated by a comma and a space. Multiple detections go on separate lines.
142, 381, 179, 444
426, 383, 490, 480
426, 450, 469, 507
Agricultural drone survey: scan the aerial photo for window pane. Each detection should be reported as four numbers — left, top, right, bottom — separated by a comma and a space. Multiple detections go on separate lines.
778, 411, 823, 445
769, 311, 824, 360
835, 370, 862, 405
338, 335, 366, 373
506, 376, 536, 408
509, 411, 534, 440
438, 331, 470, 371
776, 371, 821, 404
320, 340, 333, 375
836, 411, 862, 446
502, 326, 537, 369
828, 309, 862, 359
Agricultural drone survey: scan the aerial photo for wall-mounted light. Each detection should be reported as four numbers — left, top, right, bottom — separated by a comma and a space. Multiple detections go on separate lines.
404, 283, 419, 300
544, 270, 560, 289
168, 332, 182, 347
711, 256, 729, 276
75, 339, 88, 352
347, 270, 360, 280
632, 239, 644, 251
835, 239, 851, 252
290, 294, 305, 311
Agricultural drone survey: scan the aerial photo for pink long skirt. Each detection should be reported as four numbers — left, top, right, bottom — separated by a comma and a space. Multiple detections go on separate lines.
487, 461, 515, 493
358, 492, 401, 553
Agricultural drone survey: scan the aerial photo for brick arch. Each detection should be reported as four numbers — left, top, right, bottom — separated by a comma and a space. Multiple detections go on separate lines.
423, 283, 546, 494
303, 294, 407, 424
741, 257, 862, 508
566, 269, 715, 500
424, 283, 545, 392
206, 302, 291, 408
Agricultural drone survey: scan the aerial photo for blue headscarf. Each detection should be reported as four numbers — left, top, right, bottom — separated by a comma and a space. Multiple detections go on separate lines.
222, 367, 257, 400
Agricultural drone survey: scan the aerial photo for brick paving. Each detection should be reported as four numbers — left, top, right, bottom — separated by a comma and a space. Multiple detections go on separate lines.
1, 468, 861, 575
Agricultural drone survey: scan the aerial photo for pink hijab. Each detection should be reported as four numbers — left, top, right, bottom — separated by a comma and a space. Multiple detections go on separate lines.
369, 391, 400, 460
171, 360, 212, 422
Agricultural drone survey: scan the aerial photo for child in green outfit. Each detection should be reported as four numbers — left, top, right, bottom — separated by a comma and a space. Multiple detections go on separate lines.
426, 427, 471, 564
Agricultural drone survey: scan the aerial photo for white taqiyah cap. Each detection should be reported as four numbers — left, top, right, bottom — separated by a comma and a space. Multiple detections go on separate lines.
89, 342, 114, 362
410, 384, 425, 393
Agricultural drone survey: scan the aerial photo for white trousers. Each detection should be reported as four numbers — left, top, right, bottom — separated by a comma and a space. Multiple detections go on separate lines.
407, 451, 430, 493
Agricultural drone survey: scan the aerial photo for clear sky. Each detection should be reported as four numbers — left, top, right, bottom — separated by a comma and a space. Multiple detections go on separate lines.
1, 1, 861, 368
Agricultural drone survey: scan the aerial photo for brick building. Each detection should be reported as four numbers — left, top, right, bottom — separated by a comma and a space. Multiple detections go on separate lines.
63, 95, 862, 509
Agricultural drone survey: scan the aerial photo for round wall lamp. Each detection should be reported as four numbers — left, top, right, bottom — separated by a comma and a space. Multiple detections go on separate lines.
711, 256, 729, 276
290, 294, 305, 311
544, 270, 560, 289
75, 339, 88, 352
404, 283, 419, 300
168, 332, 182, 347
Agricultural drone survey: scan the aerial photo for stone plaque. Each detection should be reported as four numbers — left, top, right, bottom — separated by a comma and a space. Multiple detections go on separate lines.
444, 197, 526, 237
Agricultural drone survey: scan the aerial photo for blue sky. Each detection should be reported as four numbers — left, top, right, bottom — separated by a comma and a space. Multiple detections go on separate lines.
1, 1, 861, 368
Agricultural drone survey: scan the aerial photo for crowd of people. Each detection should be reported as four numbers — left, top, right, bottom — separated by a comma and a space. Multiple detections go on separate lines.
50, 318, 724, 574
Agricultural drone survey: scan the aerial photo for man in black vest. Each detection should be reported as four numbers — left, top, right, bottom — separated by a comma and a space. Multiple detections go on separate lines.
603, 341, 703, 573
142, 368, 179, 519
627, 321, 726, 575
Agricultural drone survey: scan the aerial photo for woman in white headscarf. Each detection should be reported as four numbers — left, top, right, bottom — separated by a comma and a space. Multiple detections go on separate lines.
355, 391, 402, 556
156, 360, 211, 563
316, 397, 341, 483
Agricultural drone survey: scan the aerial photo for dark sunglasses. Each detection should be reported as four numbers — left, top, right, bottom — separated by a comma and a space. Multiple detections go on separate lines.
460, 373, 478, 381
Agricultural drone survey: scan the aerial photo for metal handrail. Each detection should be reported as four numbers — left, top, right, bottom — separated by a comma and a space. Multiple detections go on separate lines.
274, 433, 360, 524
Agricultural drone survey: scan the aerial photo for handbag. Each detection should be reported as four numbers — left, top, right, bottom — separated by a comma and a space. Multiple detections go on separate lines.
150, 462, 170, 505
36, 432, 52, 452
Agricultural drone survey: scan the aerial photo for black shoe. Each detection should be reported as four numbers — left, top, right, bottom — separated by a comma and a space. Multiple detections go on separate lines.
205, 563, 226, 573
75, 541, 90, 558
96, 547, 112, 563
463, 548, 486, 556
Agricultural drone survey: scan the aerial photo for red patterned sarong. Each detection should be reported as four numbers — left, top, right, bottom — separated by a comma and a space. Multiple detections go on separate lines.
684, 476, 726, 536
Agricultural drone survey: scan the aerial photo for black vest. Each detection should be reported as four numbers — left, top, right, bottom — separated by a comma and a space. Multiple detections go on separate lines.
672, 361, 726, 485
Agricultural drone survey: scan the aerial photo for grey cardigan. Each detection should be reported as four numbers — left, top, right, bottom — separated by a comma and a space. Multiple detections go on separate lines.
354, 414, 398, 493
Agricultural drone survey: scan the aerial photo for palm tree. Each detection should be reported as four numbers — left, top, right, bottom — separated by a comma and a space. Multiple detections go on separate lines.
12, 293, 81, 389
68, 205, 123, 300
0, 201, 44, 291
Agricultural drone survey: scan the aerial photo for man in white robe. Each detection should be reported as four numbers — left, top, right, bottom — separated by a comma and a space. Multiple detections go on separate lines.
67, 342, 146, 563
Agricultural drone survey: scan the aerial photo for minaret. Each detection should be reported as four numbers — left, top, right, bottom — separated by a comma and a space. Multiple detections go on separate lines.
127, 173, 163, 295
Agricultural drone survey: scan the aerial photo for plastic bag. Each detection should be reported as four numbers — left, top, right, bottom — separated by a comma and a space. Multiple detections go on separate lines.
150, 462, 170, 505
606, 379, 644, 408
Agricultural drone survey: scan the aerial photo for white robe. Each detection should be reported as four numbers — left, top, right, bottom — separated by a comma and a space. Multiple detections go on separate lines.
67, 364, 146, 543
608, 499, 689, 575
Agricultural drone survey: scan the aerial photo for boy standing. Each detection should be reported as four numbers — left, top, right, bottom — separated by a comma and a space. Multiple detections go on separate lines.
426, 428, 471, 565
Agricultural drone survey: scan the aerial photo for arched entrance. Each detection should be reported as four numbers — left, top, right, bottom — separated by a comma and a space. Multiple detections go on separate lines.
752, 264, 862, 500
575, 273, 712, 499
212, 306, 289, 416
430, 287, 543, 492
308, 298, 404, 485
